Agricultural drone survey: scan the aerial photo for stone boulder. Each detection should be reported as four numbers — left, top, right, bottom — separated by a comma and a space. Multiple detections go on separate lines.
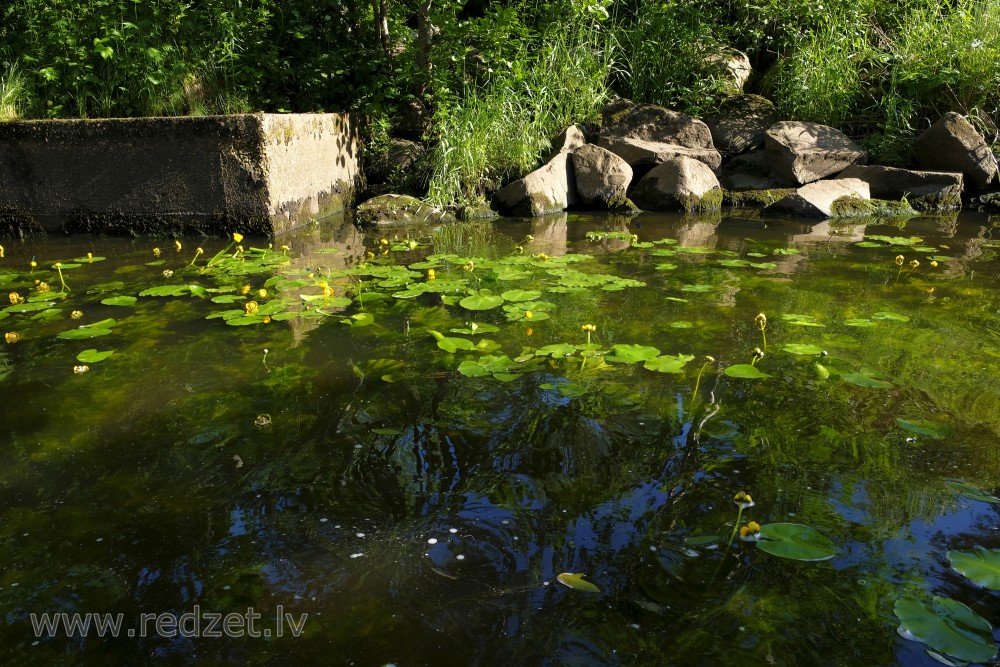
601, 98, 714, 149
719, 149, 797, 191
764, 178, 870, 218
706, 95, 780, 155
597, 136, 722, 172
355, 194, 455, 227
914, 112, 998, 188
765, 121, 867, 184
630, 156, 722, 212
837, 165, 963, 211
545, 125, 587, 160
493, 150, 577, 216
365, 138, 425, 186
571, 144, 633, 208
702, 47, 752, 94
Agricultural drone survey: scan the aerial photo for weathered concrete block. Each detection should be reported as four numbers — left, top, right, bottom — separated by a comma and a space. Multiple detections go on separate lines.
0, 113, 360, 236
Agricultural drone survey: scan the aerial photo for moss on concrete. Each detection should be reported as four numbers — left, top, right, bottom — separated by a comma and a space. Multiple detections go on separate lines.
830, 196, 916, 218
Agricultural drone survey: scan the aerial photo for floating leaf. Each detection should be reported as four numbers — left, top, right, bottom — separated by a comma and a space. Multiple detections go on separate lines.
844, 318, 876, 327
457, 360, 490, 377
345, 312, 374, 327
654, 263, 678, 271
724, 364, 770, 379
755, 523, 836, 561
535, 343, 576, 358
719, 259, 753, 268
947, 547, 1000, 590
945, 481, 1000, 504
872, 311, 910, 322
782, 314, 824, 327
57, 327, 113, 339
436, 337, 475, 353
782, 343, 825, 355
450, 322, 500, 335
681, 284, 715, 293
139, 284, 189, 297
772, 248, 799, 255
605, 344, 660, 364
211, 294, 246, 304
684, 534, 722, 546
894, 596, 996, 664
4, 301, 56, 313
896, 418, 953, 440
644, 353, 695, 373
501, 289, 542, 302
556, 573, 601, 593
459, 290, 505, 310
76, 349, 114, 363
100, 296, 137, 307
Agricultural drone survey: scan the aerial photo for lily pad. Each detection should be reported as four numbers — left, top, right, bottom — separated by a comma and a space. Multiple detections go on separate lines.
844, 318, 876, 327
457, 360, 490, 377
460, 290, 505, 310
57, 327, 113, 340
643, 353, 695, 373
945, 481, 1000, 504
894, 596, 996, 664
683, 534, 722, 546
872, 311, 910, 322
724, 364, 770, 379
100, 296, 138, 307
755, 523, 836, 561
782, 343, 825, 355
436, 336, 476, 353
501, 289, 542, 302
556, 572, 601, 593
605, 344, 661, 364
782, 314, 824, 327
841, 371, 892, 389
534, 343, 577, 358
76, 349, 114, 363
947, 547, 1000, 590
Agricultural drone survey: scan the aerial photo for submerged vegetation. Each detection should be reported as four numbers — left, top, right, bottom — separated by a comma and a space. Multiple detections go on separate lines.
0, 211, 999, 663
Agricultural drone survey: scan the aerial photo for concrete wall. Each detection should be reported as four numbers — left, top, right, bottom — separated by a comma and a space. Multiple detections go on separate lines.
0, 113, 360, 236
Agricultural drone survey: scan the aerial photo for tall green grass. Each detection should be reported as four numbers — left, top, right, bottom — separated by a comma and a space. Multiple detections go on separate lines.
425, 9, 614, 208
0, 61, 29, 121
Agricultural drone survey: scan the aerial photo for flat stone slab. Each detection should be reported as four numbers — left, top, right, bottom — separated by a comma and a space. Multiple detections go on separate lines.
914, 112, 998, 188
765, 178, 871, 218
0, 113, 360, 235
597, 136, 722, 172
837, 165, 963, 211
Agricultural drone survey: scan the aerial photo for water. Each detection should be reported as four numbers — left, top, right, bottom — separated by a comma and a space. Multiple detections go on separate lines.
0, 211, 998, 666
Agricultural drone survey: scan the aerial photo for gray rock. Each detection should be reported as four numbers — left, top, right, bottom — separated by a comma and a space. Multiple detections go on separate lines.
601, 98, 714, 149
571, 144, 633, 208
365, 138, 425, 185
765, 121, 867, 184
914, 112, 998, 188
545, 125, 587, 160
597, 136, 722, 172
493, 149, 577, 216
702, 47, 752, 94
630, 156, 723, 212
837, 165, 963, 211
764, 178, 870, 218
719, 150, 797, 191
355, 193, 455, 227
706, 95, 780, 155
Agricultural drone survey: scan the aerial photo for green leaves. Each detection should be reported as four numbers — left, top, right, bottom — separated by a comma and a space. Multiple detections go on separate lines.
459, 290, 505, 310
946, 481, 1000, 504
894, 596, 996, 663
754, 523, 836, 561
556, 573, 600, 593
100, 296, 137, 307
782, 343, 824, 355
896, 418, 952, 440
724, 364, 770, 379
643, 353, 694, 373
947, 547, 1000, 590
841, 369, 892, 389
76, 349, 114, 363
57, 318, 116, 340
604, 344, 660, 364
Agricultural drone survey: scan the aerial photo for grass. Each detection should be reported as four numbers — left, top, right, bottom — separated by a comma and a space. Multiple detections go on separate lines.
0, 61, 28, 121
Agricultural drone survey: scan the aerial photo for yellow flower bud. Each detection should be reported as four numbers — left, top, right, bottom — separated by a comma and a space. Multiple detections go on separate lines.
71, 310, 83, 320
930, 260, 938, 267
4, 332, 18, 344
73, 365, 89, 374
524, 310, 533, 319
162, 269, 174, 278
233, 232, 244, 243
258, 288, 267, 298
8, 292, 24, 305
245, 301, 259, 314
174, 240, 182, 252
427, 269, 436, 281
909, 259, 919, 268
894, 255, 904, 266
153, 247, 161, 257
240, 284, 251, 295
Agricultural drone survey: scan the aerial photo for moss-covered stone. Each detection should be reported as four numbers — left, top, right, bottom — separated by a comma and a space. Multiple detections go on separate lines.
829, 196, 916, 218
680, 188, 723, 212
607, 195, 641, 213
457, 200, 499, 221
722, 188, 797, 208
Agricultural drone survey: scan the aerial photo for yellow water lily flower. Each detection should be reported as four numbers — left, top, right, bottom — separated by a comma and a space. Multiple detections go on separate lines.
734, 491, 754, 506
174, 240, 182, 252
930, 260, 938, 267
73, 365, 89, 374
162, 269, 174, 278
427, 269, 436, 281
30, 260, 37, 269
240, 284, 251, 295
258, 288, 267, 299
739, 521, 761, 539
909, 259, 919, 268
8, 292, 24, 305
233, 232, 244, 243
894, 255, 904, 266
153, 247, 161, 257
70, 310, 83, 320
463, 260, 475, 272
36, 281, 50, 294
581, 323, 597, 332
245, 301, 259, 315
524, 310, 533, 319
322, 286, 334, 297
0, 245, 5, 257
4, 332, 18, 344
754, 312, 767, 329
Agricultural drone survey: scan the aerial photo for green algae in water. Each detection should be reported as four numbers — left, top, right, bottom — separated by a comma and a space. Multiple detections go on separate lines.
0, 212, 998, 666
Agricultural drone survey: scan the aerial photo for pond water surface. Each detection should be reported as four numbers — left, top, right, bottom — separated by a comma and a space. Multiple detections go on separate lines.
1, 210, 999, 666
